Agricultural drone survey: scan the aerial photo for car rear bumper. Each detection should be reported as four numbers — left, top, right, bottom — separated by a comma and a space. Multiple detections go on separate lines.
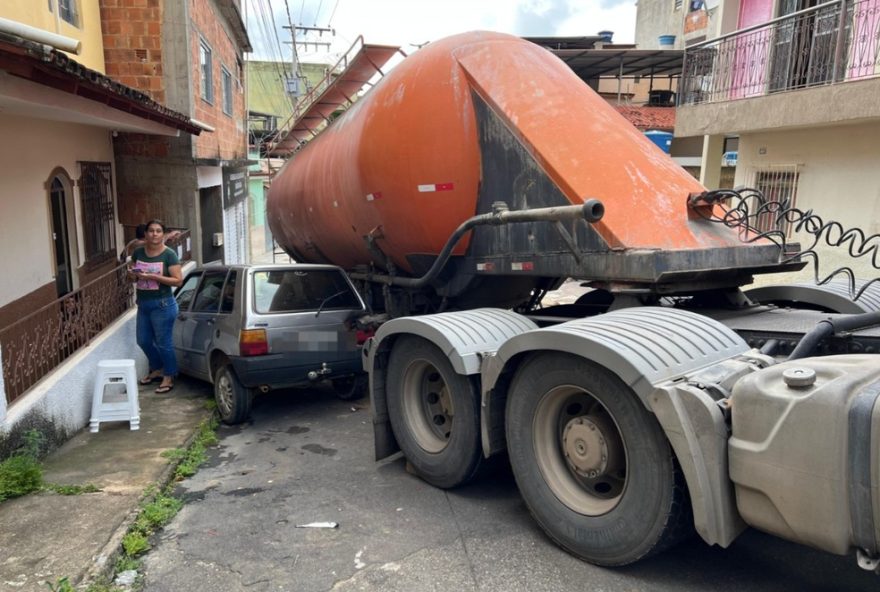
230, 352, 363, 389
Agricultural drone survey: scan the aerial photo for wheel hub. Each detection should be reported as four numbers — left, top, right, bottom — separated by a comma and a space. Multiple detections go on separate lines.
562, 416, 609, 478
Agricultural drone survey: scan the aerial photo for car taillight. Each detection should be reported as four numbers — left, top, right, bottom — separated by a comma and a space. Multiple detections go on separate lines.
240, 329, 268, 356
356, 329, 374, 345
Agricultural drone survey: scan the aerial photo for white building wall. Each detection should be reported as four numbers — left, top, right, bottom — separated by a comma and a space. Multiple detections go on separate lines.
635, 0, 685, 49
0, 114, 114, 306
0, 310, 145, 446
737, 122, 880, 284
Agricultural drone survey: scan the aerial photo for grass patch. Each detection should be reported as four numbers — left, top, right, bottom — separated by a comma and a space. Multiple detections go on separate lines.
137, 494, 183, 531
118, 415, 219, 562
48, 577, 123, 592
170, 416, 219, 481
121, 492, 183, 559
122, 531, 150, 557
0, 430, 44, 502
45, 483, 101, 495
114, 555, 140, 573
46, 576, 75, 592
160, 448, 186, 461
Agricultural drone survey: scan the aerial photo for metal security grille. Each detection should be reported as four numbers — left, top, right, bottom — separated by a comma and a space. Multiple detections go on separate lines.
681, 0, 880, 105
1, 262, 133, 406
79, 162, 116, 263
223, 200, 248, 264
745, 165, 801, 237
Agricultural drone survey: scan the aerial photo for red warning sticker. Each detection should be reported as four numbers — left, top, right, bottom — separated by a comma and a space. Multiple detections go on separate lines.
417, 183, 455, 192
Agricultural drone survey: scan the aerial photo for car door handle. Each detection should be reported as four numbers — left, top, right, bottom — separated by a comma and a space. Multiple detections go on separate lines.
177, 314, 187, 321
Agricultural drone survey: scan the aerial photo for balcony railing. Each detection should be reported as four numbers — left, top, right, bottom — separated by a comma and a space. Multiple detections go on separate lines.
1, 229, 192, 406
0, 262, 133, 405
681, 0, 880, 105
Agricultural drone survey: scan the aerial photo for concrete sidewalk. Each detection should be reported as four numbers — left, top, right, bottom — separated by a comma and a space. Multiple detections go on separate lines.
0, 376, 214, 591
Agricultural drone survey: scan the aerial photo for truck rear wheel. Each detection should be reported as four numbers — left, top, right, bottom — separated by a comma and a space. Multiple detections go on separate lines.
505, 352, 691, 566
386, 336, 482, 488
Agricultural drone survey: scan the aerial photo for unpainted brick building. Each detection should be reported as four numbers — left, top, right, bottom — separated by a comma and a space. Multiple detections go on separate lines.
100, 0, 252, 264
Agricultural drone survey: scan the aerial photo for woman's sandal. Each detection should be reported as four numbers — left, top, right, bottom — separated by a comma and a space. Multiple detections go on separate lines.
139, 374, 162, 385
155, 383, 174, 394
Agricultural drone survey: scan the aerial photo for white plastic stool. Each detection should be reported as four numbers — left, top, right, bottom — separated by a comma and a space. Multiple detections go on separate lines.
90, 359, 140, 432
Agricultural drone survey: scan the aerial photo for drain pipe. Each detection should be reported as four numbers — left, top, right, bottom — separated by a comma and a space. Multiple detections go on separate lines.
0, 16, 82, 54
788, 311, 880, 360
349, 200, 604, 289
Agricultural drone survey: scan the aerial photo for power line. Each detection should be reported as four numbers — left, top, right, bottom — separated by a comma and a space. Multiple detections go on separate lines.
314, 0, 324, 25
328, 0, 340, 26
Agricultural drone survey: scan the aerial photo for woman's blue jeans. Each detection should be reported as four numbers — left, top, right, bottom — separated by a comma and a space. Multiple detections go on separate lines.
136, 296, 179, 376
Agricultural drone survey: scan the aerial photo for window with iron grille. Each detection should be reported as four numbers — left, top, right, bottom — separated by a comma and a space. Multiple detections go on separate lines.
79, 162, 116, 263
221, 65, 233, 115
752, 167, 800, 237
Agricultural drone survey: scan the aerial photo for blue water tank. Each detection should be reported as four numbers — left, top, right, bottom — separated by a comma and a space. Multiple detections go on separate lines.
644, 130, 673, 154
658, 34, 676, 48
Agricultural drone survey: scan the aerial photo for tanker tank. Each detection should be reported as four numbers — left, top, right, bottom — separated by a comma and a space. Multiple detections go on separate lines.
268, 31, 797, 311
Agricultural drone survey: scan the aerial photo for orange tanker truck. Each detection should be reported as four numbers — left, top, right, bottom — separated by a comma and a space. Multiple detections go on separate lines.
267, 32, 880, 572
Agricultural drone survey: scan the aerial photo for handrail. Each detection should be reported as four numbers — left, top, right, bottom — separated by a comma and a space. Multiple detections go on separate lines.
680, 0, 879, 106
268, 37, 406, 155
687, 0, 841, 49
272, 35, 366, 140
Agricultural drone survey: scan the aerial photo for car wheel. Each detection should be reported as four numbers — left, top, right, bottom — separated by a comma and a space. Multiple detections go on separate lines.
332, 374, 367, 401
505, 352, 692, 566
214, 364, 253, 425
386, 336, 483, 489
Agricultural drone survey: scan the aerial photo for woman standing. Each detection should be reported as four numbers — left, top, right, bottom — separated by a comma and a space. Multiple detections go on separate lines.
129, 219, 183, 393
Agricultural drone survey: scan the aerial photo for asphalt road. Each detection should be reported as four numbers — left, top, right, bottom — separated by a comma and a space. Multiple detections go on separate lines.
142, 387, 878, 592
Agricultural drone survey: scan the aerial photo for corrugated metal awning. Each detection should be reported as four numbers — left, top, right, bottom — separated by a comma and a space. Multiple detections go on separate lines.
549, 48, 684, 80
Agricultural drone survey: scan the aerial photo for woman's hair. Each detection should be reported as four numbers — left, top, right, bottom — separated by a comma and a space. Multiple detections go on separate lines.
144, 219, 166, 233
134, 223, 148, 240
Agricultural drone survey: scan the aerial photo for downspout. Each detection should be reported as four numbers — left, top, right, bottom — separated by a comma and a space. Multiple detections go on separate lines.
0, 16, 81, 54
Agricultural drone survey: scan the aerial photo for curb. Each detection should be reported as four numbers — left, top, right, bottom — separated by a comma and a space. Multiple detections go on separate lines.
81, 409, 216, 588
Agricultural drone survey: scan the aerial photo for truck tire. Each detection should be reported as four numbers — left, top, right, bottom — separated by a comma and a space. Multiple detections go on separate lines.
332, 374, 367, 401
214, 364, 253, 425
505, 352, 691, 566
386, 336, 483, 488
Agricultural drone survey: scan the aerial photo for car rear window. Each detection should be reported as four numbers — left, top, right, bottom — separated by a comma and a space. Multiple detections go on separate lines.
253, 269, 361, 313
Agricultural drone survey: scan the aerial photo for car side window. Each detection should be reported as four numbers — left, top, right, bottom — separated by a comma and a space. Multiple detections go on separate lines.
220, 270, 236, 314
176, 273, 202, 311
192, 271, 227, 313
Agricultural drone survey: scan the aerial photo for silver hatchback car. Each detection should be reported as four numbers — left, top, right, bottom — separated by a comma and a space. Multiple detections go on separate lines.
172, 264, 368, 424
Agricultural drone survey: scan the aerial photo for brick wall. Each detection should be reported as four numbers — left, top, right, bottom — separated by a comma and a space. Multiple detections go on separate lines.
100, 0, 247, 162
190, 0, 247, 161
100, 0, 165, 105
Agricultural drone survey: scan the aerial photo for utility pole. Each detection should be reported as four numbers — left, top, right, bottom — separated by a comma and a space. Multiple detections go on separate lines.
281, 25, 336, 94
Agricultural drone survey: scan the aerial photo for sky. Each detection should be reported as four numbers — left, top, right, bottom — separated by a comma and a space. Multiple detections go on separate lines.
245, 0, 638, 65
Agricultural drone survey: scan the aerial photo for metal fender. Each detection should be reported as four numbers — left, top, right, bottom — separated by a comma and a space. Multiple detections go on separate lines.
745, 279, 880, 313
483, 307, 753, 547
363, 308, 537, 460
